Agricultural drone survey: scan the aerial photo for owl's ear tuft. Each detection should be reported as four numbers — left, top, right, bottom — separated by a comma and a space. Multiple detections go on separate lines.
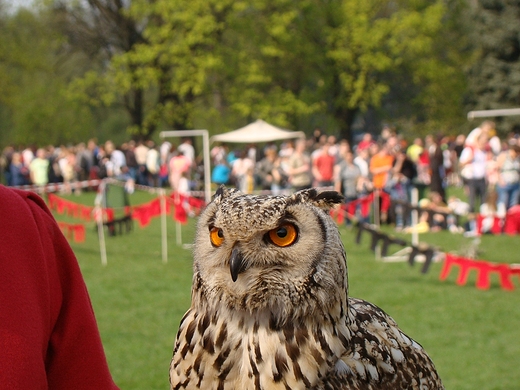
213, 185, 230, 203
315, 191, 344, 206
214, 185, 228, 198
213, 185, 241, 202
292, 188, 343, 210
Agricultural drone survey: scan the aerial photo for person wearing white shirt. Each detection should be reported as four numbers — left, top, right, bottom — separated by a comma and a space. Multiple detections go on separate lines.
459, 133, 488, 212
177, 138, 195, 166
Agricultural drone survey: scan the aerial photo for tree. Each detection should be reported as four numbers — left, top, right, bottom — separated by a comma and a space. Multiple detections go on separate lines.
372, 0, 472, 138
323, 0, 467, 140
122, 0, 237, 134
0, 6, 97, 146
465, 0, 520, 135
216, 0, 454, 141
54, 0, 148, 138
8, 0, 475, 144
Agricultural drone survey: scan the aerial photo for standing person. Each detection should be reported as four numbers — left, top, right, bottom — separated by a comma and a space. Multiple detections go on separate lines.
369, 142, 395, 223
160, 140, 173, 166
270, 154, 290, 195
460, 132, 489, 212
406, 137, 424, 163
230, 150, 254, 192
95, 145, 109, 179
122, 141, 138, 182
29, 148, 49, 186
177, 138, 195, 170
389, 149, 417, 229
312, 143, 336, 187
22, 145, 35, 170
210, 142, 227, 165
104, 141, 127, 179
429, 135, 446, 203
9, 152, 28, 186
255, 147, 278, 191
1, 146, 15, 185
278, 140, 294, 159
75, 143, 91, 183
357, 133, 375, 152
353, 147, 373, 197
169, 151, 191, 192
312, 127, 323, 145
337, 139, 351, 162
353, 147, 369, 182
369, 143, 394, 191
466, 120, 500, 154
159, 140, 173, 187
394, 149, 417, 196
58, 147, 77, 195
326, 135, 340, 159
287, 138, 312, 191
134, 140, 149, 185
211, 157, 231, 186
334, 150, 361, 223
0, 185, 119, 389
496, 144, 520, 216
453, 134, 466, 159
85, 139, 100, 182
146, 141, 160, 187
46, 145, 62, 185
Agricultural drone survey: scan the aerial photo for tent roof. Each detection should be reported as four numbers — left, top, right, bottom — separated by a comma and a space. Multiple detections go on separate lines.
210, 119, 306, 144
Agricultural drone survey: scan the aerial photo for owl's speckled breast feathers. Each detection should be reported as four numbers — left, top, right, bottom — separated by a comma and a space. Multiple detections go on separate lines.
170, 187, 443, 390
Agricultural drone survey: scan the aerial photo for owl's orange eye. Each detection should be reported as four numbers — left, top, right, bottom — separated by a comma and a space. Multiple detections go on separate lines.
210, 227, 224, 247
268, 224, 298, 247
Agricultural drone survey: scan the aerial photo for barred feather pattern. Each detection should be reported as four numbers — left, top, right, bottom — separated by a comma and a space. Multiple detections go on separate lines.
170, 187, 444, 390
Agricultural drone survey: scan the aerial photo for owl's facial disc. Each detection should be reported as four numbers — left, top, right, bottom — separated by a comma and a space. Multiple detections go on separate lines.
229, 246, 246, 282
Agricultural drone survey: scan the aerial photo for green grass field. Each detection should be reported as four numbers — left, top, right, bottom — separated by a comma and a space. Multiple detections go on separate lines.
54, 189, 520, 390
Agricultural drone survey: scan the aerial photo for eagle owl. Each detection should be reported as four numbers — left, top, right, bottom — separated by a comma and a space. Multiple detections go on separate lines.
170, 187, 443, 389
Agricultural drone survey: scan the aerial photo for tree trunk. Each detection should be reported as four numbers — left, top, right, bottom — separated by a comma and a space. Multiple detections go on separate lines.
334, 107, 358, 144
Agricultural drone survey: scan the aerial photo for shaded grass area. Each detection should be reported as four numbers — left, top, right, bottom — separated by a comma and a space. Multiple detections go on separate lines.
55, 189, 520, 390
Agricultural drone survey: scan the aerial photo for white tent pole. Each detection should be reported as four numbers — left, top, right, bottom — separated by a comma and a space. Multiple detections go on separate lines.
176, 221, 182, 246
202, 130, 212, 204
96, 206, 108, 266
95, 180, 108, 266
160, 189, 168, 264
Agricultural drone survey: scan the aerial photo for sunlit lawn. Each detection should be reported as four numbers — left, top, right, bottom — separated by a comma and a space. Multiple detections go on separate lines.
54, 188, 520, 390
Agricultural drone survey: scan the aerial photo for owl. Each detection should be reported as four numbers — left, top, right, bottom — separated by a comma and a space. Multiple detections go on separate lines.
170, 186, 444, 390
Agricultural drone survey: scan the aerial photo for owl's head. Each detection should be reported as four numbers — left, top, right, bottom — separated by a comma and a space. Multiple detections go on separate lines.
191, 186, 347, 325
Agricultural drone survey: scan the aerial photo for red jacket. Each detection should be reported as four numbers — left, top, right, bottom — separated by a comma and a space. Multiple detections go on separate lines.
0, 185, 119, 390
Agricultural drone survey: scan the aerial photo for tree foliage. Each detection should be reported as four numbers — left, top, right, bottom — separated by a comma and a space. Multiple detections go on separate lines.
53, 0, 147, 138
0, 5, 99, 146
466, 0, 520, 135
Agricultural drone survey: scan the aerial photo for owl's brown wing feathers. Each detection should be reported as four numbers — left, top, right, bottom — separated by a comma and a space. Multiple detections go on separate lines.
317, 297, 444, 390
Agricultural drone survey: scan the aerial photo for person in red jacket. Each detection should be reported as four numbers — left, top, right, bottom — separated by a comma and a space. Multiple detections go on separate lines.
0, 185, 119, 390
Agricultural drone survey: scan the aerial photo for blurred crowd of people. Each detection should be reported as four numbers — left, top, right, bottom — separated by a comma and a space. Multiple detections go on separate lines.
0, 138, 200, 195
2, 121, 519, 234
211, 122, 520, 234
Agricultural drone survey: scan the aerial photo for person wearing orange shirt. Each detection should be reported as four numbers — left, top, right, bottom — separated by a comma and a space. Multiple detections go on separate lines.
369, 143, 395, 190
369, 143, 395, 224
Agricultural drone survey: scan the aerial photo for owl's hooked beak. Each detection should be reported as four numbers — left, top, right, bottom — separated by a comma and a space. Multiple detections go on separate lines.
230, 246, 247, 282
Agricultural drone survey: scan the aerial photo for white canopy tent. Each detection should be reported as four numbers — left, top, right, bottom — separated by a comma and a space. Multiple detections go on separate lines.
210, 119, 306, 144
